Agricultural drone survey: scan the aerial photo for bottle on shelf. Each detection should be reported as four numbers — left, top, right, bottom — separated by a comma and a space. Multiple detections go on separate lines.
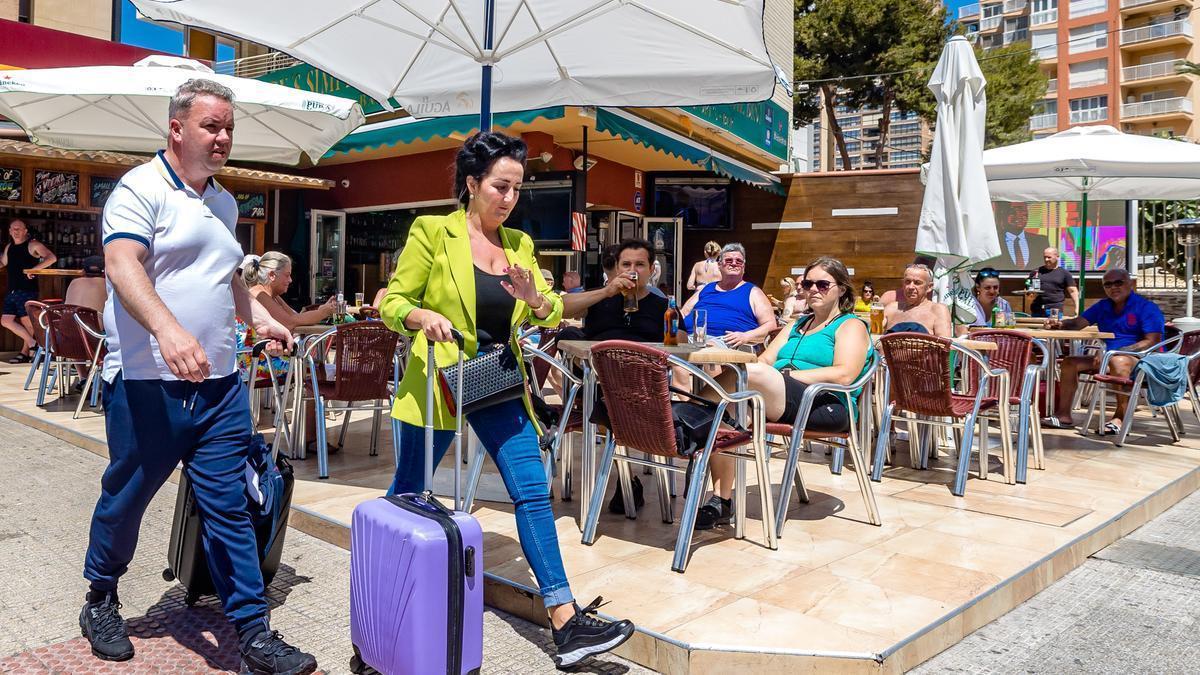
663, 295, 681, 345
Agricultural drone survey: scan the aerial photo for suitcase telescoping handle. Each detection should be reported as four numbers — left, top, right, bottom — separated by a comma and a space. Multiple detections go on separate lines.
425, 328, 466, 509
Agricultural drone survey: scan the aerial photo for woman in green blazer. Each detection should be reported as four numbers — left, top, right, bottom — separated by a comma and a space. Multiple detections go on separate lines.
379, 132, 633, 668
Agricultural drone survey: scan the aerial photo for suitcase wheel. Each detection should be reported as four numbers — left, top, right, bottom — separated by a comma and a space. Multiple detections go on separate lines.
162, 568, 175, 582
184, 591, 200, 607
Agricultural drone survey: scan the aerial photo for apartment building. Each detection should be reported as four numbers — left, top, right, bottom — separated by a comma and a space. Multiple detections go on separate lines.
960, 0, 1199, 142
809, 103, 930, 172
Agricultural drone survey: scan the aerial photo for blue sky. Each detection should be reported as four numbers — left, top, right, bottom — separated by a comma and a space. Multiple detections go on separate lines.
117, 1, 234, 61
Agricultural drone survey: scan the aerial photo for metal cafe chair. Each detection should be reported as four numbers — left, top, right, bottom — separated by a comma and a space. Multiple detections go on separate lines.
303, 322, 400, 479
1177, 330, 1200, 427
35, 304, 101, 410
771, 353, 881, 537
71, 312, 106, 419
22, 300, 55, 391
870, 333, 1012, 497
580, 340, 776, 574
1081, 334, 1199, 447
966, 330, 1051, 484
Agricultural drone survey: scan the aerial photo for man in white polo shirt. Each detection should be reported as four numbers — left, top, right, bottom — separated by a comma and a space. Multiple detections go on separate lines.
79, 79, 316, 675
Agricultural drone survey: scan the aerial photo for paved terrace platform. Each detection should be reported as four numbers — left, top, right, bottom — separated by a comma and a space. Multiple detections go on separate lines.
2, 360, 1197, 674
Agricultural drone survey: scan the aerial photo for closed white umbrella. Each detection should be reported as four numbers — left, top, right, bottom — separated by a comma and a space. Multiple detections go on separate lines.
984, 125, 1200, 310
0, 55, 364, 165
916, 36, 998, 323
129, 0, 785, 130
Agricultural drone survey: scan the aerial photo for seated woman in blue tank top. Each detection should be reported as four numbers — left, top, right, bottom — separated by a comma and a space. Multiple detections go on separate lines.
695, 256, 874, 530
680, 243, 776, 348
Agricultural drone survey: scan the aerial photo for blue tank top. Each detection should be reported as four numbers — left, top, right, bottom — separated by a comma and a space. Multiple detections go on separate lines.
685, 281, 760, 336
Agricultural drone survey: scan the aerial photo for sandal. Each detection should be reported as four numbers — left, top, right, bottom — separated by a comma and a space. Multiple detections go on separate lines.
7, 353, 31, 364
1043, 417, 1074, 430
1102, 421, 1121, 436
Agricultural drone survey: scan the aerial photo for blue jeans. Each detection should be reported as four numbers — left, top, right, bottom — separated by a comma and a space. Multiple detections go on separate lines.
388, 398, 574, 608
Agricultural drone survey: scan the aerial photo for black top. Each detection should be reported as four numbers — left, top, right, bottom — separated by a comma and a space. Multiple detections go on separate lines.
5, 240, 39, 293
474, 266, 516, 351
583, 292, 669, 342
1031, 266, 1076, 309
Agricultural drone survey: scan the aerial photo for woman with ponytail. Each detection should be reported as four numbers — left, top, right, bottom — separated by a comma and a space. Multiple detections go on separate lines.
241, 252, 336, 332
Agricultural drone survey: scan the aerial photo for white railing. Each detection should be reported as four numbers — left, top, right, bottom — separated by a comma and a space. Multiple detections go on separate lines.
1069, 106, 1107, 123
1035, 42, 1058, 59
1031, 9, 1058, 24
1070, 71, 1108, 88
981, 15, 1003, 30
1030, 112, 1058, 130
1047, 78, 1058, 93
211, 51, 301, 79
1122, 59, 1186, 81
1004, 0, 1027, 12
959, 3, 982, 18
1120, 20, 1194, 46
1004, 28, 1029, 44
1121, 97, 1194, 118
1121, 0, 1183, 7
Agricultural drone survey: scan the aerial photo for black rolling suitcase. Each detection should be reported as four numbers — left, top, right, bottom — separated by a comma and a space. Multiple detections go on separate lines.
163, 432, 294, 606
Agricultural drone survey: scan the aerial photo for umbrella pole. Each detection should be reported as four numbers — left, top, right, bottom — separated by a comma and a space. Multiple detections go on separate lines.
1077, 190, 1088, 314
480, 0, 496, 132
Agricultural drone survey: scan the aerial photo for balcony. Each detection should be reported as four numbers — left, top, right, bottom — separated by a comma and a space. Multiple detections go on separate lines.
1047, 78, 1058, 95
1030, 112, 1059, 130
1031, 9, 1058, 25
1003, 0, 1027, 12
980, 15, 1003, 31
959, 3, 982, 18
1004, 28, 1029, 44
1120, 20, 1193, 47
1121, 0, 1191, 11
1121, 97, 1194, 118
211, 51, 300, 78
1122, 58, 1187, 82
1069, 107, 1108, 123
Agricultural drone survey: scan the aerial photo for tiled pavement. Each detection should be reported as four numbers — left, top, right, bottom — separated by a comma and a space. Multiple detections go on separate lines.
0, 416, 650, 674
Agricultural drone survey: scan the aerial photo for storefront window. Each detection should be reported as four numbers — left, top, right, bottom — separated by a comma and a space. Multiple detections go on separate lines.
651, 176, 732, 230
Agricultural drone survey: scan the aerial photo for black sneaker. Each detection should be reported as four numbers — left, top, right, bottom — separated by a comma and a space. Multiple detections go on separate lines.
607, 475, 645, 515
552, 597, 635, 670
79, 593, 134, 662
239, 629, 317, 675
693, 495, 732, 531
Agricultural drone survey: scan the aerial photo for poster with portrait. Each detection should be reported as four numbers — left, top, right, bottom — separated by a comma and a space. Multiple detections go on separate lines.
980, 200, 1127, 273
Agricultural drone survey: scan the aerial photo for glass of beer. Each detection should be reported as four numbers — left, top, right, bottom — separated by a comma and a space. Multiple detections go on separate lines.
623, 271, 639, 314
354, 292, 364, 309
869, 302, 885, 334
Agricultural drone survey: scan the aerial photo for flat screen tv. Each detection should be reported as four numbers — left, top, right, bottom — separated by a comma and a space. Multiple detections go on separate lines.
651, 178, 731, 230
505, 178, 573, 245
979, 200, 1128, 272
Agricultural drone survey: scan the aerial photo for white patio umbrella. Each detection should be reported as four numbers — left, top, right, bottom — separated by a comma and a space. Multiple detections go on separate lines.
129, 0, 784, 130
916, 36, 998, 324
984, 125, 1200, 312
0, 55, 364, 165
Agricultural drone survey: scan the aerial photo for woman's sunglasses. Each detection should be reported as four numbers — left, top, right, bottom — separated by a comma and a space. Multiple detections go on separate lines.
977, 269, 1000, 278
800, 279, 835, 293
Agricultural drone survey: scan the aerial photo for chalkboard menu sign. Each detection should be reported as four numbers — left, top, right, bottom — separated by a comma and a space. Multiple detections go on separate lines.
90, 176, 120, 209
0, 167, 20, 202
33, 170, 80, 205
236, 191, 267, 219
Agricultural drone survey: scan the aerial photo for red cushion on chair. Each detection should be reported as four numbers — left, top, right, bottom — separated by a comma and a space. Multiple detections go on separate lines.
764, 422, 793, 436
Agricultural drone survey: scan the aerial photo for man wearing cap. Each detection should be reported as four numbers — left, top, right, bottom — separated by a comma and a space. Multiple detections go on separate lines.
78, 79, 315, 675
65, 255, 108, 324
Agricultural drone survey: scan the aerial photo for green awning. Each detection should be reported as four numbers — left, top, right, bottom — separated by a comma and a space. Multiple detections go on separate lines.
595, 108, 784, 195
325, 106, 566, 157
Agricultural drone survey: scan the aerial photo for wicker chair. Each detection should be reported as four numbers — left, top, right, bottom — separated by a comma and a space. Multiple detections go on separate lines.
870, 333, 1011, 497
771, 353, 882, 538
1081, 334, 1198, 446
581, 340, 776, 574
303, 322, 401, 479
966, 330, 1050, 484
71, 312, 106, 419
23, 300, 54, 391
35, 304, 102, 409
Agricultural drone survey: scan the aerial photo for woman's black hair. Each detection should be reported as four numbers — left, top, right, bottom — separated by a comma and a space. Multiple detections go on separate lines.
974, 267, 1001, 287
453, 131, 528, 207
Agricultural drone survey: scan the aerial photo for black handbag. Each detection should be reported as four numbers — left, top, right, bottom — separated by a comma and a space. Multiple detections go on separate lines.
437, 341, 525, 417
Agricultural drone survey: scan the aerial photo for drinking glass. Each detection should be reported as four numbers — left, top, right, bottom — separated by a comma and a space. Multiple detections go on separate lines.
354, 292, 365, 308
623, 272, 639, 313
694, 309, 708, 344
1049, 308, 1062, 325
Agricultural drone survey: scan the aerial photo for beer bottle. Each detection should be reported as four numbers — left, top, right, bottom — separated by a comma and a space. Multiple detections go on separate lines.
663, 295, 681, 345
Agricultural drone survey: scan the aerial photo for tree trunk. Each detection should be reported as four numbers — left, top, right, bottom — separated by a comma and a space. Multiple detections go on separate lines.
821, 85, 852, 171
873, 89, 895, 169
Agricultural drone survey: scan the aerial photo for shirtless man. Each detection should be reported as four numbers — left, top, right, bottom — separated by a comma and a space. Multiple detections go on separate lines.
883, 263, 952, 337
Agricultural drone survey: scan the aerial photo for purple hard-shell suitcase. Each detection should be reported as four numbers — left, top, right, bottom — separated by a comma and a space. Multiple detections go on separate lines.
349, 333, 484, 675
